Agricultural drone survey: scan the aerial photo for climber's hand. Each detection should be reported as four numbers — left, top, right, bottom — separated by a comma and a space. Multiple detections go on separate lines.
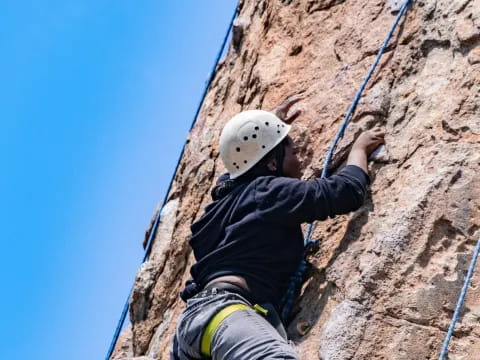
273, 94, 303, 124
352, 127, 385, 156
347, 128, 385, 173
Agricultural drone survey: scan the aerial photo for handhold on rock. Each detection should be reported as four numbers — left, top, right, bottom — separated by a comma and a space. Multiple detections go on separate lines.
468, 47, 480, 65
290, 44, 303, 56
296, 321, 312, 336
233, 17, 250, 51
369, 145, 390, 163
389, 0, 403, 14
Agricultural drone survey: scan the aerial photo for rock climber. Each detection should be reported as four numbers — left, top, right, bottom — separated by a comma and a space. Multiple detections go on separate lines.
170, 97, 385, 360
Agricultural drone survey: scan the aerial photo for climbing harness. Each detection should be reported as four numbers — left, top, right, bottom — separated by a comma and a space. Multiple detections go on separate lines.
279, 0, 413, 323
104, 4, 238, 359
200, 304, 250, 356
200, 303, 269, 357
193, 282, 271, 357
438, 236, 480, 360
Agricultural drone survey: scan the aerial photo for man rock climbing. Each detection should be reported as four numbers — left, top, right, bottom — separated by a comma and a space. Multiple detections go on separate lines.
170, 97, 385, 359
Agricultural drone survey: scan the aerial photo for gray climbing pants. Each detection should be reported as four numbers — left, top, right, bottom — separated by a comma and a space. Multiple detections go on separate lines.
170, 290, 299, 360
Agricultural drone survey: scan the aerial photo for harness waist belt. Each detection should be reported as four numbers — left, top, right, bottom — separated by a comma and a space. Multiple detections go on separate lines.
201, 281, 257, 305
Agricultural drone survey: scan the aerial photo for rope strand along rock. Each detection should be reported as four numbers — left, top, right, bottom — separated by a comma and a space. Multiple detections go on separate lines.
104, 4, 239, 359
279, 0, 413, 323
439, 236, 480, 360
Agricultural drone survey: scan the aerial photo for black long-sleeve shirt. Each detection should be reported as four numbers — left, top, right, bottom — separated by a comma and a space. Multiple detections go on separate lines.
187, 165, 370, 308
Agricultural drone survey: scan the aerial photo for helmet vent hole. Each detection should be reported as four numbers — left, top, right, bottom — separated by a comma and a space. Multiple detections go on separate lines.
244, 160, 247, 164
255, 126, 259, 130
277, 130, 281, 134
262, 145, 266, 149
252, 134, 257, 138
236, 166, 240, 169
236, 147, 241, 152
243, 136, 248, 141
233, 162, 237, 166
282, 124, 285, 127
265, 122, 269, 126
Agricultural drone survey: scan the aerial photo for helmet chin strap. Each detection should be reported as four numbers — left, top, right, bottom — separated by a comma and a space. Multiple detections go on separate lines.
274, 144, 285, 177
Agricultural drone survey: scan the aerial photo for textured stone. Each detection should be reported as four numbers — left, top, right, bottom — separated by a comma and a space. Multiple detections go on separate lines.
233, 17, 251, 51
468, 45, 480, 64
149, 199, 179, 262
456, 17, 480, 45
111, 325, 134, 360
318, 300, 368, 360
125, 199, 181, 355
111, 1, 480, 359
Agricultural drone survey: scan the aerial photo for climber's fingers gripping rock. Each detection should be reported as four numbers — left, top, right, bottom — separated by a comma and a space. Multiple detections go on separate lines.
354, 127, 386, 156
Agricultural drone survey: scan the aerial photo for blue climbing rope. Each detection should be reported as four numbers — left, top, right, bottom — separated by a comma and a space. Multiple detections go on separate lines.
279, 240, 319, 321
309, 0, 412, 242
280, 0, 412, 323
104, 4, 238, 360
438, 236, 480, 360
319, 0, 412, 179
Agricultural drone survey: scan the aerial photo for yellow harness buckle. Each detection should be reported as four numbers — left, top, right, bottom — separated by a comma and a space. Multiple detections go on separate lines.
200, 304, 250, 357
253, 304, 268, 317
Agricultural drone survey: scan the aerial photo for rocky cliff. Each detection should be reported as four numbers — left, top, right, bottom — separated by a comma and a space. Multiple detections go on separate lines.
111, 0, 480, 359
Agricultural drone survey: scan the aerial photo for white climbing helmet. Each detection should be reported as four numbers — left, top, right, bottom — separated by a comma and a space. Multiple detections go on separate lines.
219, 110, 291, 179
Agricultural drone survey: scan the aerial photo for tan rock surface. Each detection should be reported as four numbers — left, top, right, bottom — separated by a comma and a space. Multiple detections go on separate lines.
112, 0, 480, 359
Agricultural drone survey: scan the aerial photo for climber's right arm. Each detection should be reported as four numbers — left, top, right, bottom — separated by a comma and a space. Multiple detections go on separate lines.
254, 165, 369, 225
254, 129, 385, 224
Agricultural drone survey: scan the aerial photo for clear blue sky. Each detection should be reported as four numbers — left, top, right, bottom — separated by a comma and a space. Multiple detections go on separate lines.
0, 1, 237, 359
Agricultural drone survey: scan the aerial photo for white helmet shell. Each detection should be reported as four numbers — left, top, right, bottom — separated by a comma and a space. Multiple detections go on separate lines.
219, 110, 291, 179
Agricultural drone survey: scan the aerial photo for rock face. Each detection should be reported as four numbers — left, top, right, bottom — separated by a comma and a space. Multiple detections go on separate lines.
112, 0, 480, 359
